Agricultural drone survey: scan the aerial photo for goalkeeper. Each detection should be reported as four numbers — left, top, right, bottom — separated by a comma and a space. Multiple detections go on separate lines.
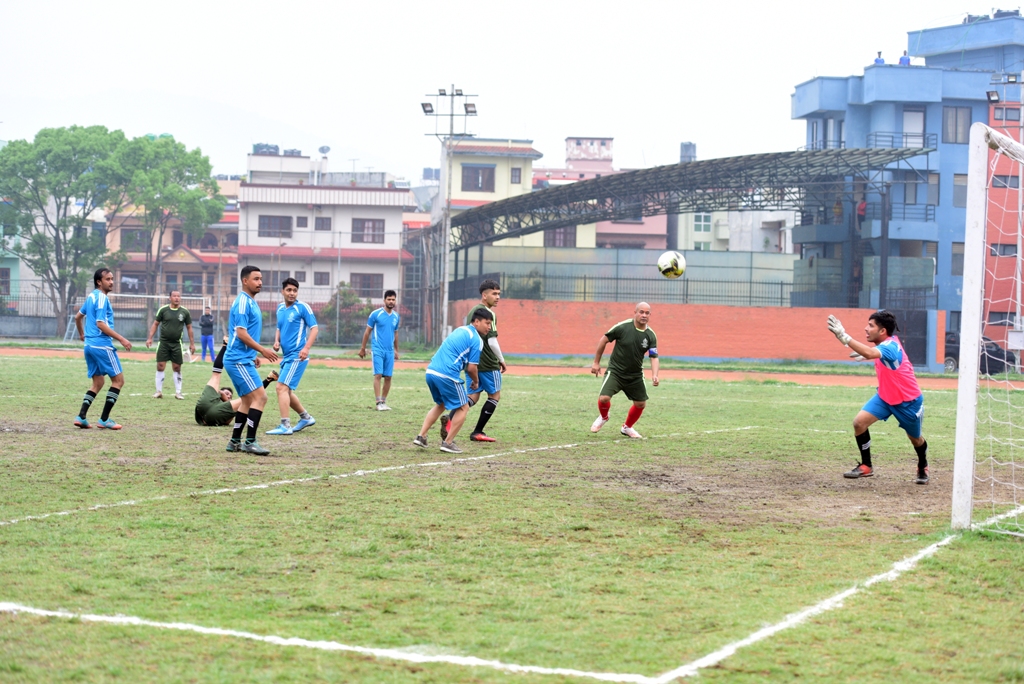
827, 310, 929, 484
195, 337, 278, 426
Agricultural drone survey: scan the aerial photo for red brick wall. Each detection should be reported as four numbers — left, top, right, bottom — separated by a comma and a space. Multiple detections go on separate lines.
450, 300, 876, 362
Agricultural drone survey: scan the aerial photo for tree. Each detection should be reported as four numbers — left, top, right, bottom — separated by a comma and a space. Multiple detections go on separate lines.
0, 126, 132, 336
318, 282, 376, 344
117, 135, 224, 301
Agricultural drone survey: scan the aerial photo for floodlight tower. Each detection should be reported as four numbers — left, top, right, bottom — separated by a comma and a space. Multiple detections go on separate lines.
421, 86, 478, 341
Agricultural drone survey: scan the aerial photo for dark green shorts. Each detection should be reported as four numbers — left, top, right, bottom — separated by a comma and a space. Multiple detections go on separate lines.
156, 341, 184, 365
195, 385, 235, 426
598, 371, 648, 402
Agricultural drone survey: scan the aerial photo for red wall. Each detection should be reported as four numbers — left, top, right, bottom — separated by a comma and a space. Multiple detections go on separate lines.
451, 300, 876, 362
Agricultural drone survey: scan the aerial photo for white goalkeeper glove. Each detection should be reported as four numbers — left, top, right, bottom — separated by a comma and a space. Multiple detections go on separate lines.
827, 314, 852, 346
849, 351, 866, 361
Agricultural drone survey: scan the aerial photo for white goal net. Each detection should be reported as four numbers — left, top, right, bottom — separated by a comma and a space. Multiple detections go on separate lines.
63, 293, 211, 343
953, 122, 1024, 534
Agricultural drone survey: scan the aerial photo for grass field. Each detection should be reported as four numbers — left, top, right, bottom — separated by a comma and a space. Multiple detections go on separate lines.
0, 354, 1021, 682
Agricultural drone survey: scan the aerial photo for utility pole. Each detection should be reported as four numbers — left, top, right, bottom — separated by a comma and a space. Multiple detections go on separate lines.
879, 182, 891, 309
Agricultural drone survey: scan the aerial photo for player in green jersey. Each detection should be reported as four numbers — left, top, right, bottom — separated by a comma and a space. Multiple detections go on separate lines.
590, 302, 660, 439
195, 337, 279, 426
440, 279, 507, 443
146, 290, 195, 400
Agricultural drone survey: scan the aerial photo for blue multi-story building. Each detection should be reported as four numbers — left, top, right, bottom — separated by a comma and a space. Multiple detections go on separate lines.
791, 11, 1024, 327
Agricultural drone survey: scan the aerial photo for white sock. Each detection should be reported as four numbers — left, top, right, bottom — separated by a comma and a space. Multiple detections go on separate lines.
173, 372, 182, 393
155, 371, 165, 392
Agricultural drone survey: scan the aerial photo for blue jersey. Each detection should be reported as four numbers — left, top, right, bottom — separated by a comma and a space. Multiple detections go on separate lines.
225, 292, 262, 364
79, 289, 115, 346
426, 325, 483, 381
366, 307, 400, 352
276, 300, 318, 359
877, 338, 903, 370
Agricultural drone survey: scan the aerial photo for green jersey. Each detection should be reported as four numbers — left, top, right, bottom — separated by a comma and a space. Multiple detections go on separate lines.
155, 305, 192, 343
466, 303, 499, 371
195, 385, 235, 426
605, 320, 658, 379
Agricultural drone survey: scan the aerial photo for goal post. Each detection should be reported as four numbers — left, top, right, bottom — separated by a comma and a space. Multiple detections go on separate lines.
62, 292, 212, 343
952, 122, 1024, 533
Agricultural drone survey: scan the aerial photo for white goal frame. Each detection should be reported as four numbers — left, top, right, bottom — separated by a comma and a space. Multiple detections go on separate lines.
62, 292, 212, 343
952, 122, 1024, 529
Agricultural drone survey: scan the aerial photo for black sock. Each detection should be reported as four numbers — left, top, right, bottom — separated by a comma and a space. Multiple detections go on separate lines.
79, 390, 97, 419
914, 440, 928, 470
474, 398, 499, 434
246, 408, 263, 442
100, 388, 120, 421
262, 375, 275, 389
231, 412, 247, 441
856, 430, 872, 468
213, 344, 227, 372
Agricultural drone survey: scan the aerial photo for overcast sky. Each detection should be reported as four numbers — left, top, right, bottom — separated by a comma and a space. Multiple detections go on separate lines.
0, 1, 1001, 182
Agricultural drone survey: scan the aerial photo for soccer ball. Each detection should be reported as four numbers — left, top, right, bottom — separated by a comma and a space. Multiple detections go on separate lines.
657, 250, 686, 279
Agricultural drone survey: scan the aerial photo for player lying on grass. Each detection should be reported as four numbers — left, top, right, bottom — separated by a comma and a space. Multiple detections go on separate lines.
828, 310, 929, 484
413, 308, 493, 454
267, 278, 318, 435
73, 267, 131, 430
590, 302, 659, 439
194, 337, 278, 426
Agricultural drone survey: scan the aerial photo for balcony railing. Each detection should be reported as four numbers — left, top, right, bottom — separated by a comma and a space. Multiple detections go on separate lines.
864, 202, 936, 222
866, 131, 937, 149
799, 140, 846, 151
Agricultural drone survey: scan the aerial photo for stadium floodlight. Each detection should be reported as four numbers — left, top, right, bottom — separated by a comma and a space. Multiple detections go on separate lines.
454, 89, 463, 96
421, 102, 434, 114
464, 103, 477, 115
1008, 73, 1019, 83
987, 91, 1001, 103
438, 89, 446, 96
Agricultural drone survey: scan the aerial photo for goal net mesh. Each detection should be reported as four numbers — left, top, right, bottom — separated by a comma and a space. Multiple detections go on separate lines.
63, 293, 211, 343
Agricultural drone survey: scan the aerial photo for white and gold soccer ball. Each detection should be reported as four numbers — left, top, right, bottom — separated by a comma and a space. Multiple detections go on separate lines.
657, 250, 686, 279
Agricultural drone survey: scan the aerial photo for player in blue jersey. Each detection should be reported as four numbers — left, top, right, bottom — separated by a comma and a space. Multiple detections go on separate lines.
73, 268, 132, 429
413, 308, 493, 454
358, 289, 400, 410
266, 277, 319, 435
223, 265, 280, 455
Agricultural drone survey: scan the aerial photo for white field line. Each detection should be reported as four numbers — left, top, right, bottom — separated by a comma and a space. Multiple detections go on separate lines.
0, 443, 581, 528
651, 504, 1024, 682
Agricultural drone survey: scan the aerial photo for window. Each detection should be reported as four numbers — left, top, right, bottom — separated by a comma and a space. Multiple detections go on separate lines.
942, 106, 971, 144
206, 272, 215, 290
172, 230, 183, 248
694, 213, 712, 233
224, 233, 238, 249
1008, 108, 1022, 122
993, 175, 1020, 189
296, 216, 308, 228
904, 172, 918, 204
948, 241, 961, 273
0, 267, 9, 295
989, 311, 1016, 326
461, 164, 495, 192
199, 232, 218, 250
182, 274, 202, 295
313, 272, 330, 286
694, 242, 711, 251
949, 311, 962, 331
266, 271, 289, 287
953, 174, 968, 207
810, 121, 819, 146
995, 107, 1005, 121
926, 173, 939, 205
352, 218, 385, 244
92, 221, 106, 242
350, 273, 383, 297
294, 270, 306, 283
165, 274, 177, 293
120, 229, 149, 252
991, 243, 1018, 257
510, 167, 521, 184
120, 273, 146, 293
315, 217, 332, 231
258, 215, 292, 238
543, 226, 576, 247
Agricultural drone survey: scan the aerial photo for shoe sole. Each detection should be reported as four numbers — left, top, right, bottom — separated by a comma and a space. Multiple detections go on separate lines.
843, 472, 873, 479
292, 420, 315, 432
469, 435, 496, 442
97, 423, 122, 430
413, 439, 428, 448
74, 421, 91, 429
265, 430, 293, 435
439, 445, 462, 454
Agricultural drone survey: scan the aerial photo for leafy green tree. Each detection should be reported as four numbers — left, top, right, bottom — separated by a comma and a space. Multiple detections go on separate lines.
318, 282, 375, 344
0, 126, 132, 335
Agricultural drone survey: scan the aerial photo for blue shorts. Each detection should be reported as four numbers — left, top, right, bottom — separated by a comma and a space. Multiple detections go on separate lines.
468, 369, 502, 396
425, 372, 469, 410
279, 357, 308, 390
226, 360, 263, 397
372, 349, 395, 377
862, 393, 924, 439
84, 345, 123, 378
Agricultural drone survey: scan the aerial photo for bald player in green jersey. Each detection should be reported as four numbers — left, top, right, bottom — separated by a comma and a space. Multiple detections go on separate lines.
590, 302, 660, 439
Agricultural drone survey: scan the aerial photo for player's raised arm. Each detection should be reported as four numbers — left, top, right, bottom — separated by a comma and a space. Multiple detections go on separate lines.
828, 314, 881, 359
592, 335, 610, 376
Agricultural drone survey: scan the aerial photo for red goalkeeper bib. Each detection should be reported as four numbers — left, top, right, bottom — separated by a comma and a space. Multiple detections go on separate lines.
874, 336, 921, 404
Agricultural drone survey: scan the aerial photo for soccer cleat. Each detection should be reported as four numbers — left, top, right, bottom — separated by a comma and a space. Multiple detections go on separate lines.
152, 392, 162, 399
844, 463, 873, 479
379, 403, 392, 411
915, 467, 930, 485
174, 392, 184, 400
241, 440, 271, 456
96, 418, 122, 430
74, 417, 91, 429
293, 416, 316, 432
590, 416, 609, 433
226, 439, 242, 452
470, 432, 496, 442
620, 425, 643, 439
413, 435, 428, 448
266, 424, 293, 435
440, 441, 462, 454
439, 414, 450, 440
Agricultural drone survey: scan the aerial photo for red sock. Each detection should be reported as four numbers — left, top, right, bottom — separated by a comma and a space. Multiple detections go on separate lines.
625, 404, 644, 428
598, 399, 610, 420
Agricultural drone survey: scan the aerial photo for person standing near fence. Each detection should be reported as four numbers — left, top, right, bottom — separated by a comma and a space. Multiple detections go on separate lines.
74, 267, 131, 430
358, 290, 400, 411
199, 306, 216, 362
146, 290, 195, 400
